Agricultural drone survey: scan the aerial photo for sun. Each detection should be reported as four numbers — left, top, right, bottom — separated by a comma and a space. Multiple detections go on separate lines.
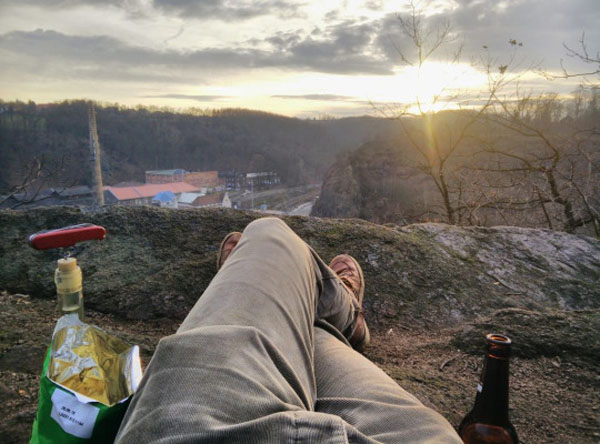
397, 61, 489, 113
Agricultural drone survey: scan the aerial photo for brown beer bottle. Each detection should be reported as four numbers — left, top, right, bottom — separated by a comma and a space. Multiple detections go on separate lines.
458, 334, 518, 444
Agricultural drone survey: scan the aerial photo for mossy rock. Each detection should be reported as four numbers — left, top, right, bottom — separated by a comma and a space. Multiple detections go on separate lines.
453, 308, 600, 367
1, 207, 598, 329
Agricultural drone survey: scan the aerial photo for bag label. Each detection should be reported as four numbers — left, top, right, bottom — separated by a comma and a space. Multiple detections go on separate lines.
50, 388, 100, 439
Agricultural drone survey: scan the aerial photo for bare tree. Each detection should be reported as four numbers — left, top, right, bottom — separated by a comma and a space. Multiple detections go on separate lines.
539, 33, 600, 80
470, 87, 600, 235
0, 154, 73, 209
470, 35, 600, 235
377, 3, 521, 224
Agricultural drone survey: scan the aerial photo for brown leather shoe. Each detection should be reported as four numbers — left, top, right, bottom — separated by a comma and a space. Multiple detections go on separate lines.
216, 232, 242, 271
330, 254, 364, 304
329, 254, 370, 351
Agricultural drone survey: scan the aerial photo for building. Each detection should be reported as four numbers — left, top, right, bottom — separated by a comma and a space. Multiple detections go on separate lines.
181, 171, 221, 189
0, 185, 94, 209
177, 192, 206, 208
145, 169, 186, 184
145, 169, 223, 189
104, 182, 199, 206
152, 191, 177, 208
219, 171, 247, 190
246, 172, 280, 189
219, 171, 280, 191
191, 192, 232, 209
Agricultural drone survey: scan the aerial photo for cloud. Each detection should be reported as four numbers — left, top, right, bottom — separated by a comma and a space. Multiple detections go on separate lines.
369, 0, 600, 75
0, 0, 124, 6
0, 0, 144, 14
271, 19, 393, 74
363, 0, 383, 11
0, 0, 301, 21
162, 25, 185, 45
142, 94, 227, 101
3, 0, 596, 89
438, 0, 600, 71
0, 26, 394, 81
271, 95, 394, 109
324, 9, 340, 22
0, 29, 263, 74
375, 12, 462, 65
0, 30, 140, 63
265, 31, 303, 49
271, 94, 355, 101
152, 0, 302, 20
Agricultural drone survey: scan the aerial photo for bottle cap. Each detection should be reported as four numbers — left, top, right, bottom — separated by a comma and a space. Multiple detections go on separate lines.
57, 257, 77, 271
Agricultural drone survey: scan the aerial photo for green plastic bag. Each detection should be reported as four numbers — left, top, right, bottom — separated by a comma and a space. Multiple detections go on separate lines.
30, 348, 132, 443
30, 315, 142, 443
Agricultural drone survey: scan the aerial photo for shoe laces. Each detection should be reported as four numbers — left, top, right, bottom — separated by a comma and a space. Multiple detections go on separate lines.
336, 271, 360, 299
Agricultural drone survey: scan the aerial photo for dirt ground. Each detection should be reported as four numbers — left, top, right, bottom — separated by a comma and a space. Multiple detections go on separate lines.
1, 291, 598, 444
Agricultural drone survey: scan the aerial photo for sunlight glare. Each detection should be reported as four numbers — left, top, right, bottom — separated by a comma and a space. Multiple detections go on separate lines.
159, 61, 491, 117
395, 62, 488, 113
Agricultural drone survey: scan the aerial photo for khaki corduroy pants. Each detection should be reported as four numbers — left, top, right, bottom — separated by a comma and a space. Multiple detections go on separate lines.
116, 217, 461, 444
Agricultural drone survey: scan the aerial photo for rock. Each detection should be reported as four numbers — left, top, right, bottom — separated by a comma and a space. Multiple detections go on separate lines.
312, 140, 427, 224
0, 206, 598, 328
453, 308, 600, 368
0, 344, 46, 374
312, 157, 361, 219
403, 223, 600, 311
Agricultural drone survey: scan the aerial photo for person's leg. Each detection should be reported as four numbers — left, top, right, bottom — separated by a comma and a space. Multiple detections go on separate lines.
116, 217, 359, 443
314, 327, 462, 444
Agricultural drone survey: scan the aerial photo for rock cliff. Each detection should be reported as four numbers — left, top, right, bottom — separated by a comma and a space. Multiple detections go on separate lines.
311, 140, 432, 223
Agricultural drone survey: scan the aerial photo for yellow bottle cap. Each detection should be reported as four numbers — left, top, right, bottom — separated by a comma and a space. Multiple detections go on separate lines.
57, 257, 77, 271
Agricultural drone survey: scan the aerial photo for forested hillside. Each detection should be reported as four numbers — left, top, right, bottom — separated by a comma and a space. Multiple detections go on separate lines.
0, 100, 404, 193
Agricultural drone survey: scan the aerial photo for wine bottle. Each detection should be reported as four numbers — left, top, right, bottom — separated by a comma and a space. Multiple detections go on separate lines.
55, 257, 84, 320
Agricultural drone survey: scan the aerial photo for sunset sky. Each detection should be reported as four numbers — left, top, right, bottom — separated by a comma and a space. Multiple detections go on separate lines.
0, 0, 597, 117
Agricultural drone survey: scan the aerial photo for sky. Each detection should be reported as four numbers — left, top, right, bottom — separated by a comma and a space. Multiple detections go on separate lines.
0, 0, 598, 117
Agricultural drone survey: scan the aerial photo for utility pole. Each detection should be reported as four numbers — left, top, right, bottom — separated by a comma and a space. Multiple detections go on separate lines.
88, 102, 104, 206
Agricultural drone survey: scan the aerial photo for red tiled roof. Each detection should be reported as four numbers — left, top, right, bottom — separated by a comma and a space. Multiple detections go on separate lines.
105, 182, 199, 201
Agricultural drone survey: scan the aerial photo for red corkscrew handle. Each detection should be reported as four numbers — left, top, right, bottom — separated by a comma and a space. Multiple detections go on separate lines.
29, 223, 106, 250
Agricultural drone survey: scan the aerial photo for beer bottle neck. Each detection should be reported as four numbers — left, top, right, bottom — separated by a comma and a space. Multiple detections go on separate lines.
472, 353, 510, 424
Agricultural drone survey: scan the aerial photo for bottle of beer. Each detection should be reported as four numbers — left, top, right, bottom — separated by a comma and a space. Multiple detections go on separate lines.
458, 333, 518, 444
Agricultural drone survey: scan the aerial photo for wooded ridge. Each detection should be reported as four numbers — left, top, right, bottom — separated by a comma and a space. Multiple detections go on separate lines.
0, 100, 401, 192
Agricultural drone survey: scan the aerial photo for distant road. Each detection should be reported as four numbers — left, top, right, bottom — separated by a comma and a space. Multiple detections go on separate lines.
289, 201, 314, 216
